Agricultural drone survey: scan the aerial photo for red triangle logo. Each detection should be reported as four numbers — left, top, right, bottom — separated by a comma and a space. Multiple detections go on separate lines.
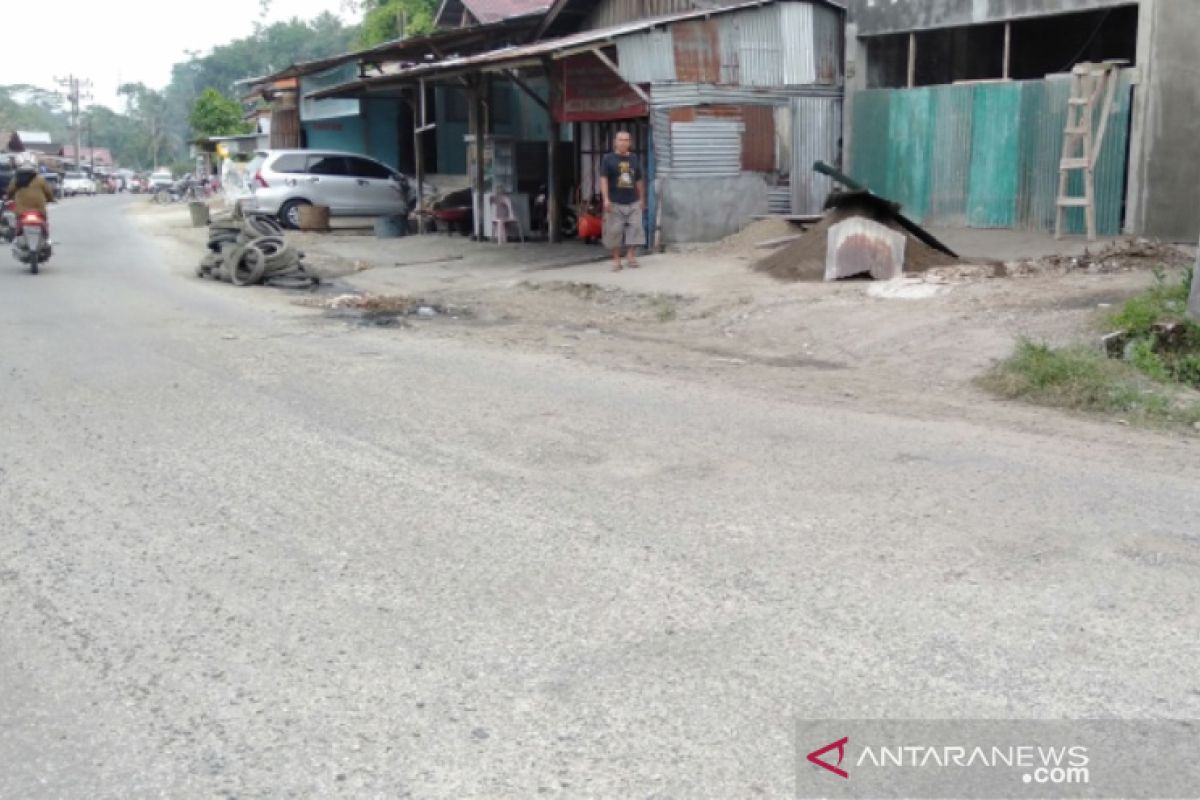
807, 736, 850, 779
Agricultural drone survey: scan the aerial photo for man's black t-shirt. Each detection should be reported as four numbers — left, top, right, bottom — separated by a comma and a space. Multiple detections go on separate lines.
600, 152, 642, 206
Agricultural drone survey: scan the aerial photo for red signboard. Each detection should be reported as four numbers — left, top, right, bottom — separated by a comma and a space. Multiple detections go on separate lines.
554, 52, 648, 123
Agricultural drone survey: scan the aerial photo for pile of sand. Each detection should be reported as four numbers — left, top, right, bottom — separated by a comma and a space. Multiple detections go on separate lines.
753, 211, 960, 283
706, 217, 805, 259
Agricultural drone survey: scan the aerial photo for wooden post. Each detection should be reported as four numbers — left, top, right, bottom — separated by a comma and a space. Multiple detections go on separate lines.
1003, 22, 1012, 79
468, 79, 486, 241
545, 60, 561, 244
907, 32, 917, 88
415, 80, 426, 234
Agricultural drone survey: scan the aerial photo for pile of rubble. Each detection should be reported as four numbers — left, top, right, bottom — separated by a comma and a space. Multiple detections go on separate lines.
196, 212, 319, 289
1005, 238, 1193, 277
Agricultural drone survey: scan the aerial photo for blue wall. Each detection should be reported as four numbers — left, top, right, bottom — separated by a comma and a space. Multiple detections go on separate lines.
434, 78, 552, 175
303, 115, 366, 154
364, 98, 402, 170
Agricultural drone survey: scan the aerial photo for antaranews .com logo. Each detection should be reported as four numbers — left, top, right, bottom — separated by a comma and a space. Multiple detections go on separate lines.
794, 720, 1200, 799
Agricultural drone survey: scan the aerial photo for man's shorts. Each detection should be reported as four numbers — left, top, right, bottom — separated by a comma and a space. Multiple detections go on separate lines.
603, 203, 646, 250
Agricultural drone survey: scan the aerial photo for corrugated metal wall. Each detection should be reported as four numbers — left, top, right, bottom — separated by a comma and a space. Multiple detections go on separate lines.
612, 1, 846, 219
847, 71, 1133, 234
611, 3, 842, 88
791, 95, 842, 214
669, 120, 745, 177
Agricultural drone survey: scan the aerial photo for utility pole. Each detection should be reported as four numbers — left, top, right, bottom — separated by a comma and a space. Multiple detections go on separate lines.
54, 74, 93, 171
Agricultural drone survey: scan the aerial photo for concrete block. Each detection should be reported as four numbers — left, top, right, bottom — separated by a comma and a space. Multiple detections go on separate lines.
825, 217, 907, 282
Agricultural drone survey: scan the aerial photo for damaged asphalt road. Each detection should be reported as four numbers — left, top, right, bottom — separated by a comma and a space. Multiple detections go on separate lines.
1, 197, 1198, 798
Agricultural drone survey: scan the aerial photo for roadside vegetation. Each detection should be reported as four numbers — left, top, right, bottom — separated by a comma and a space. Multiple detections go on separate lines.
981, 268, 1200, 428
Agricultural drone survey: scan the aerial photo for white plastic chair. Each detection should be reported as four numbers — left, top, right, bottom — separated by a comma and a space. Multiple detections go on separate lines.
490, 194, 524, 244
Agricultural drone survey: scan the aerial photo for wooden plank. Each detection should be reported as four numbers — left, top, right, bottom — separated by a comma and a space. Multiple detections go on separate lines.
907, 32, 917, 88
1090, 66, 1119, 168
589, 47, 649, 104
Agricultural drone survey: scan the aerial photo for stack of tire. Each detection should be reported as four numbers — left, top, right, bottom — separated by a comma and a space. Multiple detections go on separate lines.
197, 213, 318, 289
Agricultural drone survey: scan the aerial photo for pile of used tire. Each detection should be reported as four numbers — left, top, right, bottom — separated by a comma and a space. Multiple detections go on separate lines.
197, 212, 318, 289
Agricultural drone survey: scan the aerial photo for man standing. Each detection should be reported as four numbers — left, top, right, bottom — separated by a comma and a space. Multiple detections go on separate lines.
599, 131, 646, 272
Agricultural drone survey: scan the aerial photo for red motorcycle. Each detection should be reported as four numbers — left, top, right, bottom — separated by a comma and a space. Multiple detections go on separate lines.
12, 209, 51, 274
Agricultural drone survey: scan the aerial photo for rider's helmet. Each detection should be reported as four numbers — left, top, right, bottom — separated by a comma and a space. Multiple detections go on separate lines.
15, 151, 38, 172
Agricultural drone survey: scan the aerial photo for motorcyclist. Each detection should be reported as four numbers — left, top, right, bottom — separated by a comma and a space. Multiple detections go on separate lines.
6, 152, 55, 220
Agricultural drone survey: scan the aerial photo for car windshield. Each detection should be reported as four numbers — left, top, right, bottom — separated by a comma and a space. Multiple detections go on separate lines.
65, 173, 84, 179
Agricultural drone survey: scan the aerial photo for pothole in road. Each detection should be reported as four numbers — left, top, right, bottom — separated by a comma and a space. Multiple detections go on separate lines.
298, 293, 471, 328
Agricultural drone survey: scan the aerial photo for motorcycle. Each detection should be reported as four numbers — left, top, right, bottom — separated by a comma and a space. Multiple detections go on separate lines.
533, 184, 579, 241
12, 210, 51, 274
0, 200, 16, 244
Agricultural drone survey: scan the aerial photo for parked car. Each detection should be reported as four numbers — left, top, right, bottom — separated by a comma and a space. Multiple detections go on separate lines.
62, 171, 97, 197
149, 171, 174, 192
243, 149, 415, 229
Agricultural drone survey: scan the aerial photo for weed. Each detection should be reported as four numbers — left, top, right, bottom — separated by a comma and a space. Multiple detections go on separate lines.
979, 339, 1200, 428
655, 300, 678, 322
1109, 267, 1193, 334
1106, 268, 1200, 388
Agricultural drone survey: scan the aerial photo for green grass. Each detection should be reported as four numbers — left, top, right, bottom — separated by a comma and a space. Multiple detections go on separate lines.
980, 339, 1200, 427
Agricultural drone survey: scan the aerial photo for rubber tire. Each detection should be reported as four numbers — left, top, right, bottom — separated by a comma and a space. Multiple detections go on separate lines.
230, 244, 267, 286
29, 251, 38, 275
559, 209, 579, 240
278, 200, 310, 231
244, 214, 284, 238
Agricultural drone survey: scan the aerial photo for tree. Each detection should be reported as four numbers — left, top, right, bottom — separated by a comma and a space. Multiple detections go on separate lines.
358, 0, 439, 48
120, 83, 178, 169
190, 88, 252, 138
160, 13, 359, 154
86, 106, 146, 169
0, 84, 69, 141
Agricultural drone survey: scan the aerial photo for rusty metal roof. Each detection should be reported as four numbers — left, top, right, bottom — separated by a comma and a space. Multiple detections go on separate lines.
311, 0, 844, 99
438, 0, 554, 25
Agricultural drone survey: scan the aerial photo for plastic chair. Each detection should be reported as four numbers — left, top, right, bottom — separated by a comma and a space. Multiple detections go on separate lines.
490, 194, 524, 244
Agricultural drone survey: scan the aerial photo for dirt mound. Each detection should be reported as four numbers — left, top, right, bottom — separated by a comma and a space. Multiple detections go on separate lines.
753, 212, 960, 283
706, 217, 804, 258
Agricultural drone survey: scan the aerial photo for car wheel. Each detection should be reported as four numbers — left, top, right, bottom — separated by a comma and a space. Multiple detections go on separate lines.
278, 200, 310, 230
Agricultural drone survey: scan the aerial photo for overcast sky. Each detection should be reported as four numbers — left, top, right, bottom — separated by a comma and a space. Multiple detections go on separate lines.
5, 0, 349, 109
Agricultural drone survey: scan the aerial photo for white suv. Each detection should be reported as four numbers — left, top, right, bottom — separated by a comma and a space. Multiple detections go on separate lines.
62, 172, 97, 197
244, 150, 414, 229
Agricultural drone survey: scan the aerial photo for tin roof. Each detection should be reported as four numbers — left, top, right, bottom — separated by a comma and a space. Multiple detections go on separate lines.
312, 0, 844, 99
238, 11, 546, 90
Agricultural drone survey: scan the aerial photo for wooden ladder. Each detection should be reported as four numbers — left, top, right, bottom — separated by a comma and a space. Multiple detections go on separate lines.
1055, 62, 1120, 241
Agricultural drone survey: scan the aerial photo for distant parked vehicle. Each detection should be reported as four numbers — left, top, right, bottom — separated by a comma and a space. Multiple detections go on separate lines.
62, 171, 97, 197
149, 171, 174, 192
243, 149, 415, 229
